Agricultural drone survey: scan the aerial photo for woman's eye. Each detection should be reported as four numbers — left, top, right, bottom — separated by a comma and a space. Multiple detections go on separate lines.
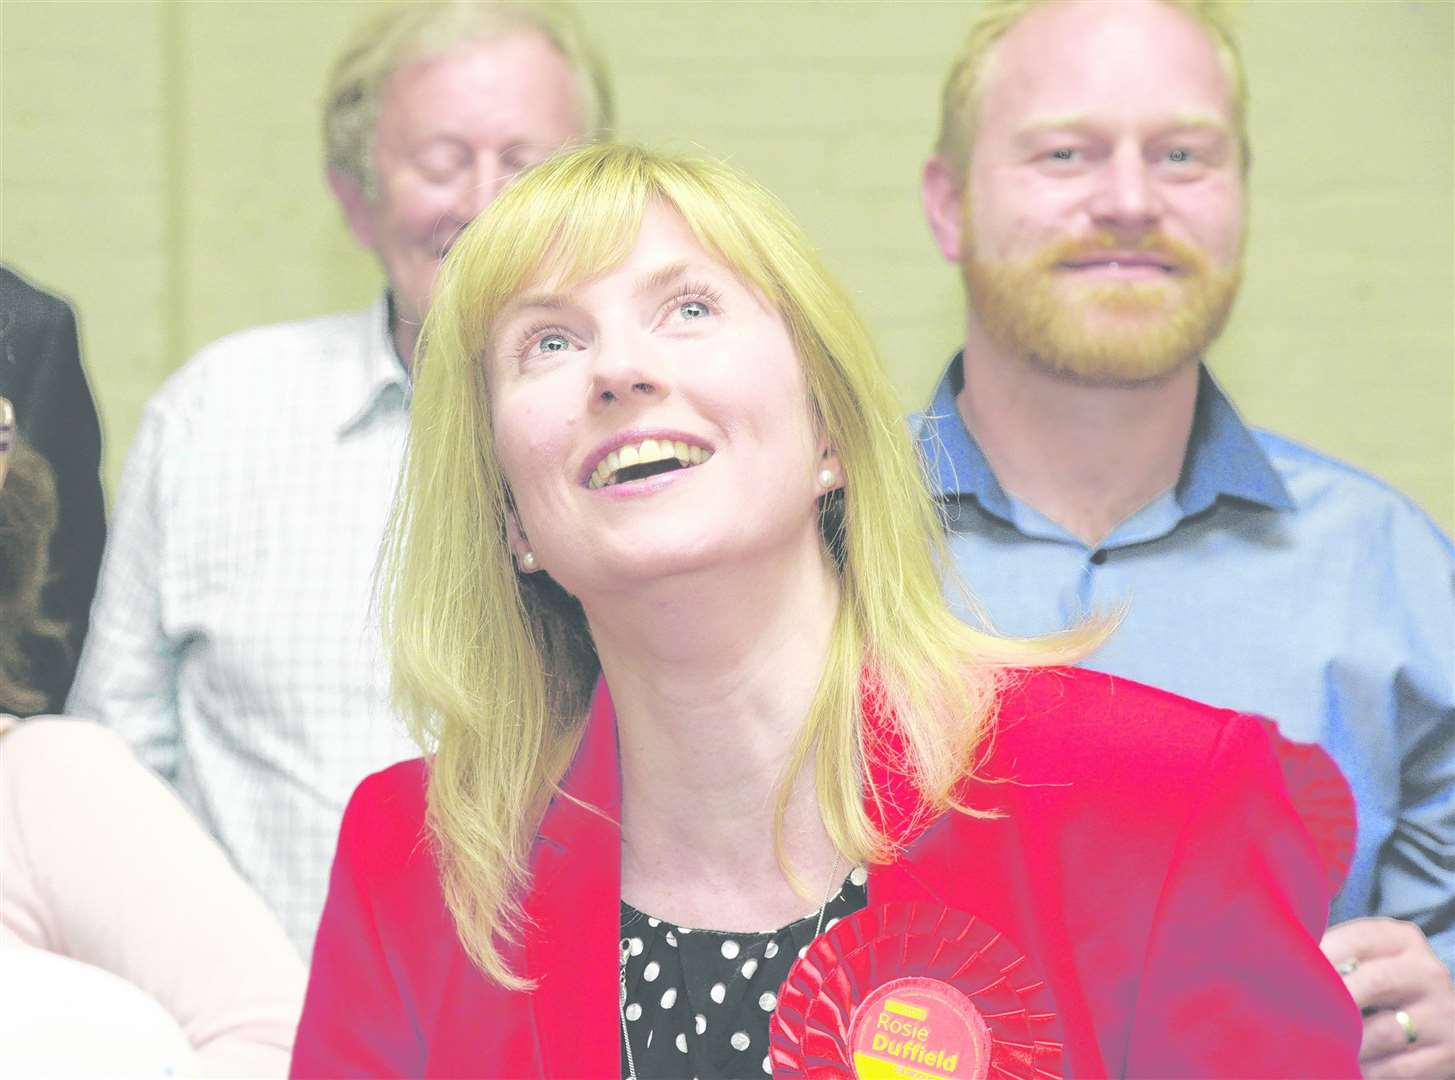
536, 333, 570, 354
679, 300, 710, 320
1167, 148, 1192, 164
1049, 148, 1077, 161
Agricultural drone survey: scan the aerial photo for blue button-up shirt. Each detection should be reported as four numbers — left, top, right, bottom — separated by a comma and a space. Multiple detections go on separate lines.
913, 355, 1454, 961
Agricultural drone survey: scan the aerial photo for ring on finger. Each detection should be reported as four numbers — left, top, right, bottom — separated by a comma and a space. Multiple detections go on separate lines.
1335, 957, 1358, 976
1394, 1008, 1417, 1046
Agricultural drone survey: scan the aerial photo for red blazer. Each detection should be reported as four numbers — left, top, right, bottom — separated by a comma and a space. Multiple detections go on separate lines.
292, 667, 1360, 1078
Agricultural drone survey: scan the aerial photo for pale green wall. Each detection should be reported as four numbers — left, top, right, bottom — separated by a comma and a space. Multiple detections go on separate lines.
2, 0, 1451, 531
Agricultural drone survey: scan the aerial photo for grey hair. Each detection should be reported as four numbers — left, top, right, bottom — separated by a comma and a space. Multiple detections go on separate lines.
323, 0, 613, 195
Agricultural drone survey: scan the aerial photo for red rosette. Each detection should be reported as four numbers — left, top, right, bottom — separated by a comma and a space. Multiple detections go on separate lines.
1256, 717, 1358, 894
769, 903, 1062, 1079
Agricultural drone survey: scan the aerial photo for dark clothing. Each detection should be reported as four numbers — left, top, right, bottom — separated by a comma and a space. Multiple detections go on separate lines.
0, 266, 105, 712
619, 879, 868, 1079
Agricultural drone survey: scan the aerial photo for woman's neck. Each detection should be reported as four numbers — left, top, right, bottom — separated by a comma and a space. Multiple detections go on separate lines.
585, 534, 844, 930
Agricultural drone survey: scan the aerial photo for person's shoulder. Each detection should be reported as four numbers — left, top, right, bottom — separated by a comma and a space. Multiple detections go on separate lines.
0, 265, 74, 330
337, 757, 433, 875
150, 306, 379, 415
1252, 427, 1452, 552
0, 717, 136, 792
989, 665, 1261, 787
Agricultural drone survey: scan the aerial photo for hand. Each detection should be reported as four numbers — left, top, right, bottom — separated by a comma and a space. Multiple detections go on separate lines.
1322, 917, 1454, 1079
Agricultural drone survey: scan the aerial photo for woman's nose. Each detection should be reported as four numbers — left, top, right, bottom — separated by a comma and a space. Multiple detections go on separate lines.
588, 334, 671, 410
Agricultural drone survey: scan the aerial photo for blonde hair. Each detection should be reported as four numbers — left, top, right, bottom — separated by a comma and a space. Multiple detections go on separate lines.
323, 0, 613, 194
935, 0, 1250, 180
382, 144, 1102, 986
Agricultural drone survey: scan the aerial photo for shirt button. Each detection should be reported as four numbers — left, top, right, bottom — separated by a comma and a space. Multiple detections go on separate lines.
1089, 549, 1108, 565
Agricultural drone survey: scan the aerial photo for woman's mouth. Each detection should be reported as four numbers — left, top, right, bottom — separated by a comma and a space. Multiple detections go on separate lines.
587, 438, 713, 490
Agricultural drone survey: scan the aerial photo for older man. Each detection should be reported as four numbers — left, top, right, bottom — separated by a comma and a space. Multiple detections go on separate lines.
69, 1, 610, 956
915, 0, 1452, 1075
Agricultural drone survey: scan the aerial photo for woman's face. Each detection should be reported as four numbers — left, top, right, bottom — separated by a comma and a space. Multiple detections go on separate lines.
486, 204, 828, 598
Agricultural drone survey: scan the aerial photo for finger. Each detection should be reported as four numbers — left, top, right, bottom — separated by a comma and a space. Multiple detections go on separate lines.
1322, 917, 1422, 964
1344, 955, 1428, 1012
1361, 1045, 1455, 1080
1358, 1007, 1427, 1063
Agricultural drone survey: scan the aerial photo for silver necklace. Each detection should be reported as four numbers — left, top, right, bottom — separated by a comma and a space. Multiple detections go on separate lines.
618, 852, 845, 1080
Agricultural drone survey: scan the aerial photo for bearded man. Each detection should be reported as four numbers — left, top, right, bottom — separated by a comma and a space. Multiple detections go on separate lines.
915, 1, 1452, 1076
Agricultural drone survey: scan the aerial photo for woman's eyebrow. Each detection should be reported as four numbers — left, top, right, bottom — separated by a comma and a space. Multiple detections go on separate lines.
498, 291, 574, 320
634, 261, 694, 298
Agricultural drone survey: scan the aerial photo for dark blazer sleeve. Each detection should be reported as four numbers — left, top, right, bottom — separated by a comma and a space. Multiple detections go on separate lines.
1124, 712, 1362, 1077
0, 266, 106, 711
292, 767, 427, 1078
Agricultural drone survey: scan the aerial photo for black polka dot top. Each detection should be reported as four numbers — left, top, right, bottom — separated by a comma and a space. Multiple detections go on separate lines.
618, 866, 868, 1079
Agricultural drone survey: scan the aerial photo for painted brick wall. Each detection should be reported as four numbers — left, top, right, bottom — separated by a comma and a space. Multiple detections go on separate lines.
1, 0, 1450, 531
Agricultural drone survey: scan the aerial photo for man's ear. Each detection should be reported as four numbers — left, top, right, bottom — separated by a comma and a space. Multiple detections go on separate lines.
327, 168, 378, 253
921, 155, 967, 264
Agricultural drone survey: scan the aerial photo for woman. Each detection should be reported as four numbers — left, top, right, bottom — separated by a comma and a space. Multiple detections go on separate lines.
292, 146, 1359, 1077
0, 398, 306, 1077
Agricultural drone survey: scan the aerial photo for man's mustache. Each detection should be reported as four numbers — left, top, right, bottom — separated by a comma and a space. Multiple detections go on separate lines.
1033, 231, 1210, 275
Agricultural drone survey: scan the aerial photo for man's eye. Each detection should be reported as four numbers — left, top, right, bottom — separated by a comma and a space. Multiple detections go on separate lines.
1167, 148, 1192, 164
1050, 148, 1077, 161
502, 146, 547, 175
679, 300, 710, 320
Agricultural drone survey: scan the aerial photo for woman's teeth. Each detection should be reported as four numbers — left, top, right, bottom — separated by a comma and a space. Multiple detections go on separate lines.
588, 438, 712, 489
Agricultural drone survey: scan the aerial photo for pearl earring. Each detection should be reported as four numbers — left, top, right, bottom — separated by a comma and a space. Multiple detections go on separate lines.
520, 551, 537, 571
817, 468, 837, 489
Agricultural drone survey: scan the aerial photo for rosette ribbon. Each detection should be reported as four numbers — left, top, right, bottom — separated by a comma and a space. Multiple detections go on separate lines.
769, 902, 1062, 1079
1256, 717, 1358, 895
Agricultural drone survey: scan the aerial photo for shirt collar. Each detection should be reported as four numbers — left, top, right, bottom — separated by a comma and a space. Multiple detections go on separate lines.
915, 352, 1293, 520
1178, 365, 1293, 515
914, 351, 1016, 519
336, 293, 411, 437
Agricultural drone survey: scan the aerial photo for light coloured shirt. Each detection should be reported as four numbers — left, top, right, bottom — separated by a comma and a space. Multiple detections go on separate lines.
67, 299, 419, 955
913, 355, 1455, 963
0, 716, 305, 1077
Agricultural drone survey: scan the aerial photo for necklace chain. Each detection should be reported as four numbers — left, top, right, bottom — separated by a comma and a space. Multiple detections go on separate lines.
618, 852, 846, 1080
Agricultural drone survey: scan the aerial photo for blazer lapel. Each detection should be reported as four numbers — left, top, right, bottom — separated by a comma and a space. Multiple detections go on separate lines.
523, 682, 623, 1078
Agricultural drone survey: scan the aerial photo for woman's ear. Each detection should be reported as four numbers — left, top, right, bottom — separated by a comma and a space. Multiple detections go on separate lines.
505, 510, 540, 573
816, 445, 844, 493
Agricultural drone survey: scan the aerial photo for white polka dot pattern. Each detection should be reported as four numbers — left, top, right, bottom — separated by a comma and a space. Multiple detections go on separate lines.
618, 870, 865, 1078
